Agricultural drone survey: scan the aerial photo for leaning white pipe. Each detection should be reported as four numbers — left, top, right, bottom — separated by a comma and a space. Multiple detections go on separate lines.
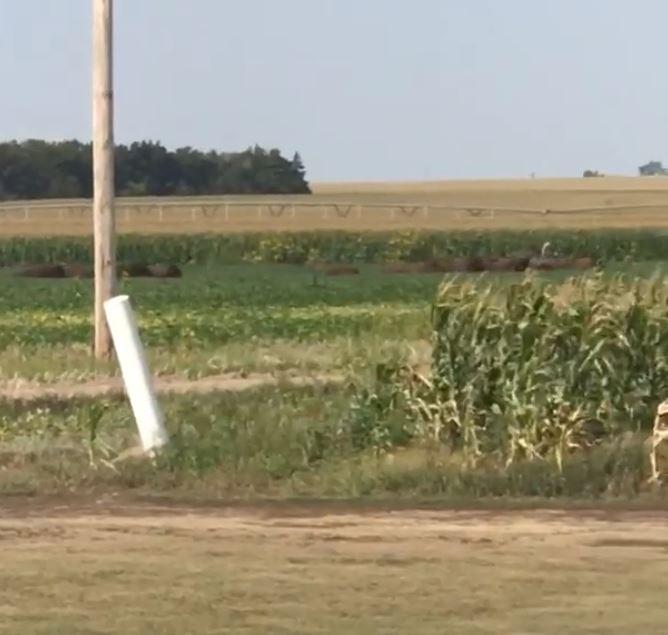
103, 295, 169, 453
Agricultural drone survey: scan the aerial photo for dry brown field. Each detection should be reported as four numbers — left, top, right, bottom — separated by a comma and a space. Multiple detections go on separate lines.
2, 499, 668, 634
2, 176, 668, 235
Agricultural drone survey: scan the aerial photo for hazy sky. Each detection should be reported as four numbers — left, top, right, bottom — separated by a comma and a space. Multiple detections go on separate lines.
1, 0, 667, 181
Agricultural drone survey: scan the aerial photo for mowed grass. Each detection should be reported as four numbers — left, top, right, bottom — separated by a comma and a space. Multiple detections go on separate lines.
3, 176, 668, 235
2, 503, 668, 635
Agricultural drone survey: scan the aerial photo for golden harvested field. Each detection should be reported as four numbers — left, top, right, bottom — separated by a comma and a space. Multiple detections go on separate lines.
3, 176, 668, 235
2, 499, 668, 634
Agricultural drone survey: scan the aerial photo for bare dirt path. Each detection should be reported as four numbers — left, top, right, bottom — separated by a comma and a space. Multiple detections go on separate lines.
0, 371, 343, 401
2, 498, 668, 634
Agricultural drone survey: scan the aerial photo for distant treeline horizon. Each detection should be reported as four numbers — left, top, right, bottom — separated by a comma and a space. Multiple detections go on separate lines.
0, 139, 311, 200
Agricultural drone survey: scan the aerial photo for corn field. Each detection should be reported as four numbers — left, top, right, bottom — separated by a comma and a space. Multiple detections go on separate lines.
0, 228, 667, 266
356, 274, 668, 476
425, 274, 668, 466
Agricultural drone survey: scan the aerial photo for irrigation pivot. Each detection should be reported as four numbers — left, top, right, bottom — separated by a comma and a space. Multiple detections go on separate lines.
92, 0, 117, 359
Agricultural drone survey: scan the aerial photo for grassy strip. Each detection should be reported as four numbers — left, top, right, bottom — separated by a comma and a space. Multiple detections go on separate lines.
0, 384, 651, 499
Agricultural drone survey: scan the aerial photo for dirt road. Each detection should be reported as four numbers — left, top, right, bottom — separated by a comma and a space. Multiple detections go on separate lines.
1, 498, 668, 634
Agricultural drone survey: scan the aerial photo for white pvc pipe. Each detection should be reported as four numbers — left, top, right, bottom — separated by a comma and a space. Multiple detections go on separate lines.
103, 295, 169, 453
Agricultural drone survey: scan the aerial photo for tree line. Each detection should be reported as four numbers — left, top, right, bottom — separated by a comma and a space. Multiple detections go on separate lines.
0, 139, 311, 200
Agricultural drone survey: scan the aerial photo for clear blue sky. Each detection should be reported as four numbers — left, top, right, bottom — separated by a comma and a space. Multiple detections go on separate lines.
1, 0, 666, 182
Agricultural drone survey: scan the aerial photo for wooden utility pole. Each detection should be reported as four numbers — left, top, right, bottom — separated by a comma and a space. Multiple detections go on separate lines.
92, 0, 116, 359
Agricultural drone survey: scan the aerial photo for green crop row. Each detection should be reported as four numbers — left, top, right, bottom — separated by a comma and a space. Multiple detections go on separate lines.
360, 274, 666, 473
0, 263, 436, 350
0, 228, 666, 265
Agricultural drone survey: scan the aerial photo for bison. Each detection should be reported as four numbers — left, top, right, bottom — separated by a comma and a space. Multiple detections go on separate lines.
309, 262, 360, 276
480, 257, 530, 273
528, 257, 572, 271
14, 264, 66, 278
118, 263, 153, 278
570, 257, 595, 270
382, 261, 443, 274
147, 264, 183, 278
62, 264, 93, 279
528, 257, 595, 271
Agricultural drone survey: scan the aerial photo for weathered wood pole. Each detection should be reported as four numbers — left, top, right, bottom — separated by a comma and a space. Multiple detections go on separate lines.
92, 0, 117, 359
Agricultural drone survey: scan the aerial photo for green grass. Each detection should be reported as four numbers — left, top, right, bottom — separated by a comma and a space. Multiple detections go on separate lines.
0, 383, 652, 499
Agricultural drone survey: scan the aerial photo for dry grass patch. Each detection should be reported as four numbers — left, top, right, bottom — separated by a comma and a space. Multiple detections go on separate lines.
4, 177, 668, 235
1, 502, 668, 634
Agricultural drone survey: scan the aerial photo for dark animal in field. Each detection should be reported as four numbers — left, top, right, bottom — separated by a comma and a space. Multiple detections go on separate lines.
62, 263, 93, 279
419, 258, 453, 273
309, 262, 360, 276
382, 262, 416, 274
382, 261, 443, 274
479, 257, 508, 272
460, 256, 526, 273
14, 264, 66, 278
529, 241, 595, 271
382, 256, 530, 275
118, 263, 183, 278
13, 262, 184, 280
118, 263, 153, 278
147, 264, 183, 278
528, 257, 571, 271
511, 256, 531, 272
570, 257, 595, 270
465, 256, 487, 272
528, 257, 595, 271
483, 257, 531, 272
435, 257, 469, 272
323, 265, 359, 276
380, 253, 594, 275
423, 258, 469, 273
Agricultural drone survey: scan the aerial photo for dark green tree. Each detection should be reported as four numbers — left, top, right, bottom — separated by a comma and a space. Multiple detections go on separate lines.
0, 139, 311, 200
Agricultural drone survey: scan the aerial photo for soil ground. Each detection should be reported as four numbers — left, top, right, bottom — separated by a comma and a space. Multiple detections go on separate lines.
2, 498, 668, 634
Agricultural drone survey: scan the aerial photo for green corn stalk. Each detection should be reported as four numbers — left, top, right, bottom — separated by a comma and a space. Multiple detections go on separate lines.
413, 274, 668, 469
0, 228, 667, 265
